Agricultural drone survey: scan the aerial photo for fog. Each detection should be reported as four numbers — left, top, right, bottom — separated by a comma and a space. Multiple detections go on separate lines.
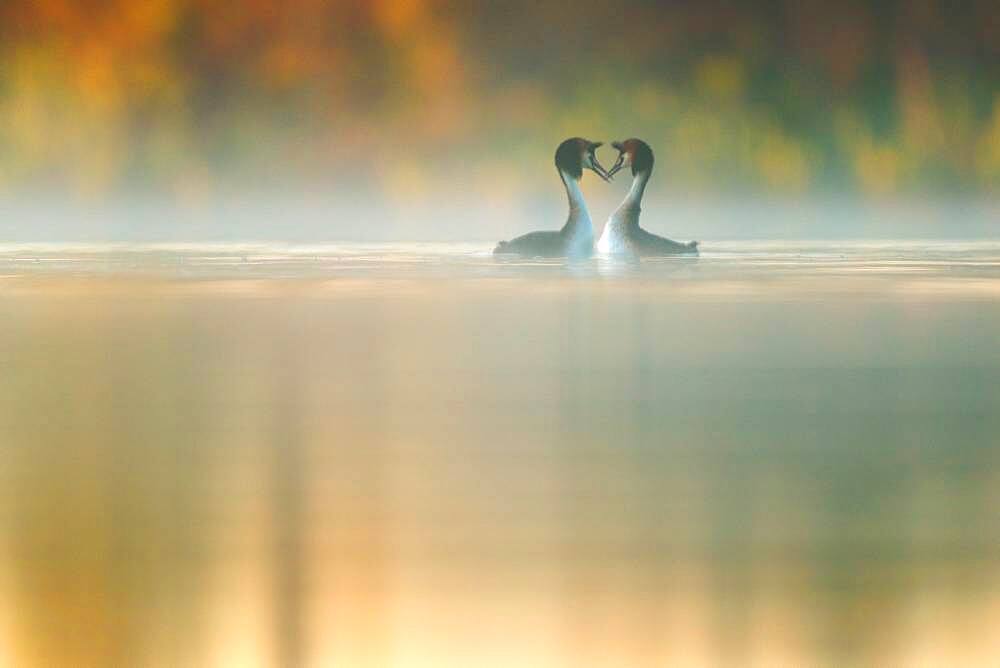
2, 195, 998, 244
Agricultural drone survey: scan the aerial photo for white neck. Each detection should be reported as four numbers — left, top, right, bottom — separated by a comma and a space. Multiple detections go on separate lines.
603, 169, 651, 237
618, 169, 650, 217
559, 169, 592, 237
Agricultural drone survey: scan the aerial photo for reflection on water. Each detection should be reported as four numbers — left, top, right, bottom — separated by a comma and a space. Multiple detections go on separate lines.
2, 242, 1000, 666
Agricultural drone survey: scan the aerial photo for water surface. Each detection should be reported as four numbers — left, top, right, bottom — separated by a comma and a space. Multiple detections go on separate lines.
2, 241, 999, 666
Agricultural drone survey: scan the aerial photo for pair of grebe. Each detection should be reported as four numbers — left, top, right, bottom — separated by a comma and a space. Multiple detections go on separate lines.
493, 137, 698, 258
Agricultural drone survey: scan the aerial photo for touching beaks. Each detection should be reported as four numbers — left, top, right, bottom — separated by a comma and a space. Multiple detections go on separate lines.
607, 153, 625, 178
587, 142, 612, 181
591, 157, 611, 182
607, 140, 626, 178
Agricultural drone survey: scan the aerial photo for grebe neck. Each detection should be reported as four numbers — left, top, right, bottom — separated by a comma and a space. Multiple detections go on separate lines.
559, 169, 592, 236
608, 170, 651, 229
617, 169, 651, 218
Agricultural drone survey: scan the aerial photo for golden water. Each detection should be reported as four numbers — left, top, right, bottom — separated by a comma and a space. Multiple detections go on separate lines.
2, 242, 999, 666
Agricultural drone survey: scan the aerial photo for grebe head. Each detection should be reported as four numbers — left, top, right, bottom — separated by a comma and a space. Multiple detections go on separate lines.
555, 138, 611, 182
608, 138, 654, 178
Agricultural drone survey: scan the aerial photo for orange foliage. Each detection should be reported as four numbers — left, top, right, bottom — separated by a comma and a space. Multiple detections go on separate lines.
0, 0, 995, 198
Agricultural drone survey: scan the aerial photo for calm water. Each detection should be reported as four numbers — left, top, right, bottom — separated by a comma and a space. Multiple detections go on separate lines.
1, 241, 999, 666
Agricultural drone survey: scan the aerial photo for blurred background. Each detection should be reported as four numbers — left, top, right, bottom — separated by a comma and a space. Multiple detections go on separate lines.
0, 0, 998, 240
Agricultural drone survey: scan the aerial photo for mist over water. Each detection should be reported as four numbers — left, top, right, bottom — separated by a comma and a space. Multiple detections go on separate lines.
2, 242, 999, 665
2, 196, 998, 244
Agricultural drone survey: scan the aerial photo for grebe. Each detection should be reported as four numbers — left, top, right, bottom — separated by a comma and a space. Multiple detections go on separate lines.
494, 138, 610, 258
597, 138, 698, 256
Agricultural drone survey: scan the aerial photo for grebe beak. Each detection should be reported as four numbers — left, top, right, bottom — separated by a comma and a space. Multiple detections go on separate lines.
607, 153, 625, 178
588, 142, 612, 182
607, 141, 625, 177
591, 157, 612, 182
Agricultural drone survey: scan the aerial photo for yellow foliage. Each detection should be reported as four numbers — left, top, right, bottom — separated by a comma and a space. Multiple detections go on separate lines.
974, 97, 1000, 186
633, 84, 677, 121
854, 142, 902, 196
756, 133, 810, 193
696, 56, 745, 100
674, 111, 724, 162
